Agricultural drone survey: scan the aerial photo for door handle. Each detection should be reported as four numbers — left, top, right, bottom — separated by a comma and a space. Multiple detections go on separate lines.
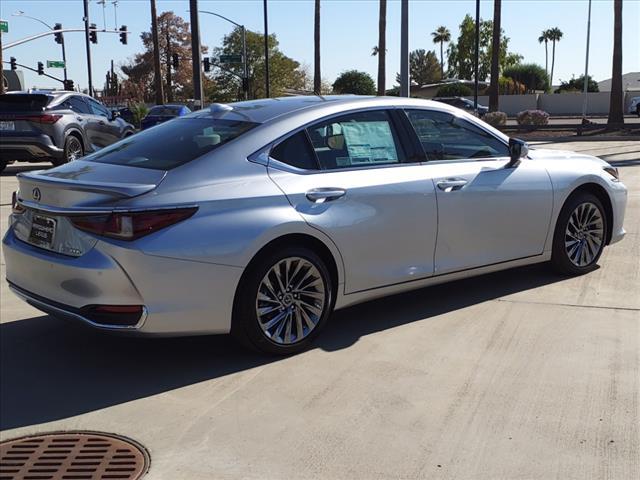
76, 116, 84, 121
305, 188, 346, 203
436, 178, 468, 192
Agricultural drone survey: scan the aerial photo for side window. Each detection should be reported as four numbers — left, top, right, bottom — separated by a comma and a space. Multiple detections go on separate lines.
405, 109, 509, 161
270, 131, 318, 170
68, 96, 91, 114
305, 110, 405, 170
88, 99, 110, 118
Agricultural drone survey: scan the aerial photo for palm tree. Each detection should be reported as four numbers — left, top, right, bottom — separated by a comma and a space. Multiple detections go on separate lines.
538, 29, 550, 77
431, 26, 451, 78
489, 0, 502, 112
547, 27, 563, 88
376, 0, 387, 96
608, 0, 624, 125
314, 0, 321, 94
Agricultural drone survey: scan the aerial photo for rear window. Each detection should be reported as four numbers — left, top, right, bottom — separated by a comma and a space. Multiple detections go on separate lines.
84, 118, 257, 170
149, 106, 186, 116
0, 94, 52, 112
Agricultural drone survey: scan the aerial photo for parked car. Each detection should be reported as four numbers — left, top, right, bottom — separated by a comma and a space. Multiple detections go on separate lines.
115, 106, 135, 125
141, 104, 191, 130
628, 96, 640, 117
433, 96, 489, 116
0, 90, 135, 173
4, 96, 627, 354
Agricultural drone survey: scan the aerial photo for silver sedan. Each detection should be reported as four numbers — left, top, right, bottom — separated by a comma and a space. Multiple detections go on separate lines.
3, 96, 628, 354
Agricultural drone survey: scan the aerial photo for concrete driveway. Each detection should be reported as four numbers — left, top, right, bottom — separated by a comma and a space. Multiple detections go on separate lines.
1, 141, 638, 480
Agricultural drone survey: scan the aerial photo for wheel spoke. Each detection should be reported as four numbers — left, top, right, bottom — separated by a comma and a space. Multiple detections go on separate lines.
565, 202, 604, 268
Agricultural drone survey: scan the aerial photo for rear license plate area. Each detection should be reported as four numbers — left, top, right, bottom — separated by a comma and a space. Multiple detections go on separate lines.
0, 121, 15, 131
29, 214, 57, 249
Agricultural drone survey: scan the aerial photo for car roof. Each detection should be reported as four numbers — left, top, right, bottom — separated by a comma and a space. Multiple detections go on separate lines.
193, 95, 464, 124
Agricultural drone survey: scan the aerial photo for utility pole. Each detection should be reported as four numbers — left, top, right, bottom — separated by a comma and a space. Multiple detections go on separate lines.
150, 0, 164, 104
83, 0, 94, 96
313, 0, 320, 94
581, 0, 592, 119
165, 24, 173, 102
473, 0, 480, 112
399, 0, 409, 97
189, 0, 203, 106
263, 0, 270, 98
0, 24, 4, 95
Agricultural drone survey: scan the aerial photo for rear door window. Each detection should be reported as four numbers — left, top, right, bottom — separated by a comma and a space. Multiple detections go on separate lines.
270, 131, 318, 170
54, 96, 91, 114
0, 94, 52, 112
85, 118, 258, 170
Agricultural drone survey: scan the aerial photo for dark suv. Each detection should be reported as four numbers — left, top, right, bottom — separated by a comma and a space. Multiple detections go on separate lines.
0, 90, 135, 173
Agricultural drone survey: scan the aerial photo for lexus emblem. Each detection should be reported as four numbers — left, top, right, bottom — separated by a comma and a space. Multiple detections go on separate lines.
32, 188, 41, 202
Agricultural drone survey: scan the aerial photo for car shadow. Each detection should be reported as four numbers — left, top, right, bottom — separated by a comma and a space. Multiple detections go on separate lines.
1, 263, 563, 431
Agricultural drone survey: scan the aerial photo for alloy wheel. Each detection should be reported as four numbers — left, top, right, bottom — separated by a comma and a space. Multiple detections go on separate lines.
564, 202, 604, 267
66, 138, 83, 161
256, 256, 326, 345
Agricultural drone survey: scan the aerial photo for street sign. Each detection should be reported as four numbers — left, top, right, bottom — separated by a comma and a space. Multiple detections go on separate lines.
218, 54, 243, 64
0, 20, 9, 33
46, 60, 66, 69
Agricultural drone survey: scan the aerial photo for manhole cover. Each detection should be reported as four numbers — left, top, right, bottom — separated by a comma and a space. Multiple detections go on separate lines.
0, 431, 149, 480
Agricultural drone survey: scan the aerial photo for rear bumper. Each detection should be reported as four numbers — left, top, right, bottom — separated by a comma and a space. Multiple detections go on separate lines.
0, 134, 64, 162
3, 227, 244, 335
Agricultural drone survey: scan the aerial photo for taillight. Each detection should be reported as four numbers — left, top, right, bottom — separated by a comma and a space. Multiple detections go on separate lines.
11, 191, 26, 214
70, 207, 197, 240
13, 114, 62, 124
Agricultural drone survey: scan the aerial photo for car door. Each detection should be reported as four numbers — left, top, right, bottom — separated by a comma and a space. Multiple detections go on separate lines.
86, 98, 120, 147
267, 109, 438, 294
404, 108, 553, 275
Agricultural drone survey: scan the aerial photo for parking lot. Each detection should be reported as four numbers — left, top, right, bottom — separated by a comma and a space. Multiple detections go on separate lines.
1, 140, 638, 479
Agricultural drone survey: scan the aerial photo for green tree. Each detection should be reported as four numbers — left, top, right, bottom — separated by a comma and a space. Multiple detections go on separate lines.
503, 63, 549, 93
608, 0, 623, 125
211, 27, 305, 101
431, 26, 451, 78
402, 49, 441, 86
333, 70, 376, 95
547, 27, 563, 87
555, 75, 599, 93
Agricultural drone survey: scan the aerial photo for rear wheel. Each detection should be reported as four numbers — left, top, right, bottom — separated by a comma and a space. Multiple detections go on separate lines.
636, 104, 640, 118
232, 246, 334, 355
53, 135, 84, 166
551, 192, 607, 275
0, 160, 7, 174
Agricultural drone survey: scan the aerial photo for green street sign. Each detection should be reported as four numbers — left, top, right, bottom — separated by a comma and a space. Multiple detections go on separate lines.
219, 54, 243, 64
0, 20, 9, 33
47, 60, 66, 69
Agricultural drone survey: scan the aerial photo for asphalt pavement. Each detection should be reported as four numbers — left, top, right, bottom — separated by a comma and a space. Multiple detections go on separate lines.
1, 140, 638, 479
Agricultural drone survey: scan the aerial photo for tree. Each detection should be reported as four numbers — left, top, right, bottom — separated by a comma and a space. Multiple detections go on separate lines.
547, 27, 563, 87
402, 49, 441, 86
376, 0, 387, 95
314, 0, 321, 94
503, 63, 549, 93
489, 0, 502, 112
538, 29, 550, 77
103, 70, 120, 96
212, 27, 305, 101
436, 83, 472, 97
431, 26, 451, 78
333, 70, 376, 95
121, 11, 205, 102
554, 75, 599, 93
608, 0, 624, 126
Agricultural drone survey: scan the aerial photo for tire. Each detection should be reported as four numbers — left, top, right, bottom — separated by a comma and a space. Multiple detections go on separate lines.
53, 135, 84, 166
0, 160, 7, 174
636, 105, 640, 118
232, 246, 334, 355
551, 192, 608, 275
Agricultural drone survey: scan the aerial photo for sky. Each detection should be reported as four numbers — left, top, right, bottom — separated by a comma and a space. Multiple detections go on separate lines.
1, 0, 639, 92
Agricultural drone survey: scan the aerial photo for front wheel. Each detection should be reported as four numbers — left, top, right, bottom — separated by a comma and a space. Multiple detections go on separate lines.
551, 192, 607, 275
232, 247, 334, 355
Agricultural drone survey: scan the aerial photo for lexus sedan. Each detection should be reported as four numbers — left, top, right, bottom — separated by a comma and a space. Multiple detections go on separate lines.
3, 96, 627, 354
0, 91, 135, 173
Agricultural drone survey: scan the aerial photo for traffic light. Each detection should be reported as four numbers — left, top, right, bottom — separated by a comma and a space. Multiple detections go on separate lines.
89, 23, 97, 44
37, 62, 44, 75
119, 25, 127, 45
54, 23, 63, 44
203, 57, 211, 72
10, 57, 17, 71
172, 53, 179, 70
63, 79, 75, 91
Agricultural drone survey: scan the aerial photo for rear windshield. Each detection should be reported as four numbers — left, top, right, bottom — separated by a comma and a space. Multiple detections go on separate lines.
84, 118, 258, 170
148, 105, 185, 116
0, 94, 52, 112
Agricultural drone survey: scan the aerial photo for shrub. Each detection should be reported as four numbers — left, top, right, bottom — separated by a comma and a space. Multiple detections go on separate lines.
332, 70, 377, 95
129, 102, 149, 129
483, 111, 507, 127
555, 75, 599, 93
435, 83, 473, 97
503, 64, 549, 92
517, 109, 549, 127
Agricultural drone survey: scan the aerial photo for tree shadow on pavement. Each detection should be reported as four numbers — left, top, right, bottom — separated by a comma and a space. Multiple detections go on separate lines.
1, 263, 563, 431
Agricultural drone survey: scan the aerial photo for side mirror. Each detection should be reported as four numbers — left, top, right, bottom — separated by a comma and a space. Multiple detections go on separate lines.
111, 109, 121, 120
508, 138, 529, 167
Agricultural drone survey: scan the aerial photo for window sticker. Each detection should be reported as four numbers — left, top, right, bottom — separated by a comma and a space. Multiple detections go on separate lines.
341, 121, 398, 164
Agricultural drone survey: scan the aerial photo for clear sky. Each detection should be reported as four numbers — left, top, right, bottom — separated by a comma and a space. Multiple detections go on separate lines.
1, 0, 639, 92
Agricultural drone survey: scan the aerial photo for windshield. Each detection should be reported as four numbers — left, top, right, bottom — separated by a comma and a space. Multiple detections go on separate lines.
84, 118, 258, 170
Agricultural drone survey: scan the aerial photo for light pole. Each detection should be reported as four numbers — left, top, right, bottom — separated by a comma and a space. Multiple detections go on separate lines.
189, 0, 203, 106
12, 10, 68, 81
263, 0, 270, 98
198, 10, 248, 100
473, 0, 480, 113
581, 0, 592, 120
399, 0, 409, 97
